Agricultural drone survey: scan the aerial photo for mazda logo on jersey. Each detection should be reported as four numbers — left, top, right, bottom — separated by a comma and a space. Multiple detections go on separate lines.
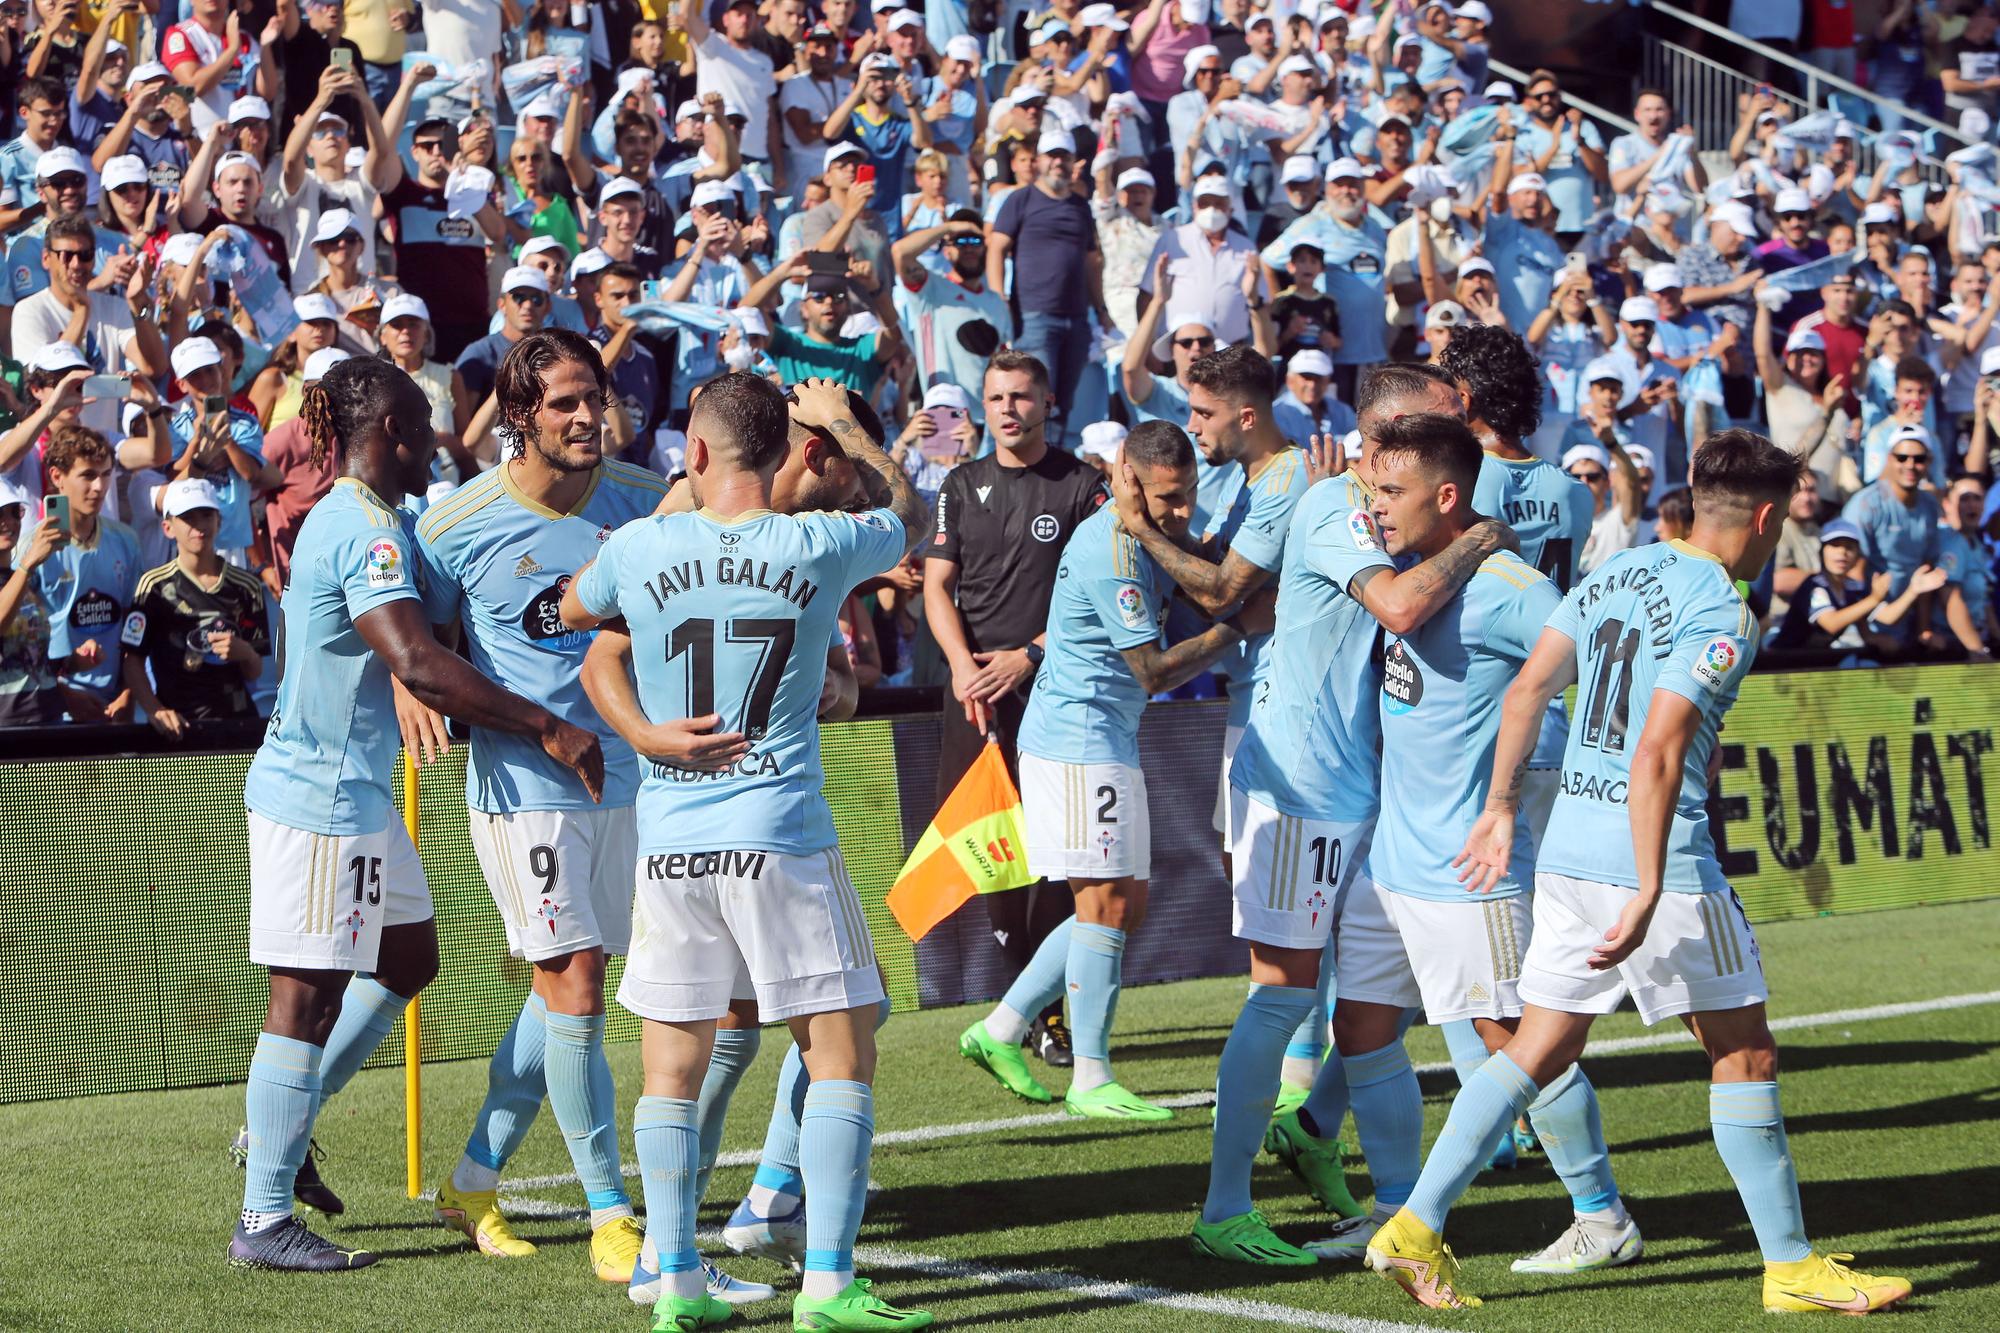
1031, 513, 1059, 542
521, 576, 583, 642
70, 589, 120, 630
1382, 640, 1423, 714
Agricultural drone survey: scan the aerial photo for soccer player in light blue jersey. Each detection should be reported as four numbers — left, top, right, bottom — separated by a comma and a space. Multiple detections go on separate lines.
561, 375, 933, 1333
1331, 412, 1637, 1275
959, 421, 1257, 1124
1204, 365, 1514, 1267
407, 331, 668, 1285
231, 357, 605, 1273
1368, 429, 1912, 1315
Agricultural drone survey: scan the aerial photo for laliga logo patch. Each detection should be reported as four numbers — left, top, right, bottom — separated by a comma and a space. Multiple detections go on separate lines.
365, 538, 404, 587
1348, 508, 1382, 552
1693, 636, 1739, 690
1114, 583, 1148, 629
856, 511, 893, 531
537, 897, 562, 937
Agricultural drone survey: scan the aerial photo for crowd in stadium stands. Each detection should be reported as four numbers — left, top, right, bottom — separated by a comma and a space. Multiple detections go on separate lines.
1, 0, 1998, 734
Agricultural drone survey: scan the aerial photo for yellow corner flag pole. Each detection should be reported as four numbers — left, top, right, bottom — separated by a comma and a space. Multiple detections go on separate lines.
401, 752, 423, 1198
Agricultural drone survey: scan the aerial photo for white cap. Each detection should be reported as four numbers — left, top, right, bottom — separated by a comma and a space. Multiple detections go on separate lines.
312, 207, 361, 244
1784, 326, 1826, 354
1007, 86, 1048, 106
1281, 155, 1318, 185
502, 265, 552, 295
381, 291, 431, 325
1619, 295, 1660, 323
870, 0, 898, 11
570, 247, 614, 279
1835, 118, 1860, 140
1277, 54, 1319, 79
1192, 169, 1230, 201
1116, 167, 1156, 193
691, 179, 735, 209
293, 293, 342, 324
162, 477, 224, 518
1981, 345, 2000, 377
1562, 442, 1612, 472
302, 347, 351, 383
1246, 11, 1274, 28
1773, 186, 1813, 215
129, 60, 170, 84
1346, 11, 1376, 37
170, 336, 223, 380
674, 98, 704, 122
945, 34, 982, 62
0, 477, 34, 513
1860, 201, 1902, 227
1424, 300, 1467, 330
159, 232, 204, 270
522, 92, 563, 120
34, 146, 89, 181
1079, 420, 1126, 463
227, 95, 271, 123
1182, 44, 1221, 88
887, 9, 924, 32
921, 382, 973, 411
1889, 424, 1932, 449
1506, 171, 1547, 195
1484, 80, 1516, 101
100, 154, 148, 191
599, 175, 645, 205
1325, 157, 1366, 183
1151, 305, 1214, 361
1456, 0, 1493, 22
1288, 348, 1334, 377
1643, 264, 1684, 293
730, 306, 770, 338
1077, 2, 1128, 30
1031, 20, 1071, 43
1038, 127, 1075, 155
519, 234, 569, 261
1583, 355, 1626, 385
26, 341, 89, 375
214, 150, 262, 179
1709, 202, 1758, 238
1623, 443, 1656, 472
825, 141, 867, 166
315, 110, 349, 134
1458, 256, 1496, 279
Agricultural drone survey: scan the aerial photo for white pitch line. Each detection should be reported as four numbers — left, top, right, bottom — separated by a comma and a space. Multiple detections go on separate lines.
851, 1245, 1439, 1333
494, 988, 2000, 1202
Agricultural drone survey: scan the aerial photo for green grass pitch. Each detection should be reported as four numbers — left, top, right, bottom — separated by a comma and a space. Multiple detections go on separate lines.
4, 898, 1997, 1331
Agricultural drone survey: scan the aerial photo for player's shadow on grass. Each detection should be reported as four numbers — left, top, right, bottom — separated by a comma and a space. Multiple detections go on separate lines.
1561, 1038, 1998, 1097
862, 1159, 1218, 1236
1609, 1084, 1999, 1154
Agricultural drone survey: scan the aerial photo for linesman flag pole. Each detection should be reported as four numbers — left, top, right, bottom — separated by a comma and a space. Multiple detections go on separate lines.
886, 737, 1034, 941
402, 752, 423, 1198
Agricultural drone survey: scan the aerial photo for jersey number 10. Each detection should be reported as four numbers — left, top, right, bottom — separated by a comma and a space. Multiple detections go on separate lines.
665, 616, 799, 741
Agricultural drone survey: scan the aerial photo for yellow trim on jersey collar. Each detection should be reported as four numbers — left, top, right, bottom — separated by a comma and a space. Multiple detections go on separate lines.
1244, 444, 1300, 485
1667, 537, 1725, 565
500, 457, 603, 521
334, 476, 397, 511
698, 506, 776, 524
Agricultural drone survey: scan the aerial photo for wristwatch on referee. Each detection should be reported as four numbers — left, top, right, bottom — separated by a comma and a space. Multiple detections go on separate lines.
1023, 642, 1045, 670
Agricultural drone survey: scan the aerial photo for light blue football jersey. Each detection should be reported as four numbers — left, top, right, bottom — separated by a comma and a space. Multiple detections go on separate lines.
1474, 452, 1594, 768
416, 460, 670, 815
1229, 472, 1393, 823
1538, 540, 1757, 895
1018, 506, 1175, 768
1205, 447, 1310, 730
572, 505, 905, 855
245, 479, 432, 835
34, 517, 140, 700
1372, 550, 1561, 902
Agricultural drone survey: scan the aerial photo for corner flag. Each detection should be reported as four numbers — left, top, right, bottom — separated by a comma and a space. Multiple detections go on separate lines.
886, 741, 1033, 941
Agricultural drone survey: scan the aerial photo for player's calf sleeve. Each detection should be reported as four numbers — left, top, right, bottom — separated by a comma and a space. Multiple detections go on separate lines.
1710, 1082, 1812, 1263
988, 915, 1074, 1045
242, 1033, 324, 1220
1405, 1051, 1539, 1233
1527, 1064, 1622, 1216
316, 976, 407, 1100
462, 994, 549, 1181
1344, 1041, 1424, 1209
1439, 1019, 1492, 1086
1065, 922, 1126, 1089
800, 1080, 874, 1300
1205, 984, 1316, 1223
543, 1010, 629, 1218
694, 1026, 762, 1202
635, 1096, 703, 1301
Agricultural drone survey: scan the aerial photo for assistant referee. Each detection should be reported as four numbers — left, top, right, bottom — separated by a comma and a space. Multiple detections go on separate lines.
925, 350, 1105, 1068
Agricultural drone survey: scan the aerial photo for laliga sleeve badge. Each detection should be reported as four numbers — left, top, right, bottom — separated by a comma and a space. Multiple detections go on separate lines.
365, 538, 406, 586
1115, 583, 1148, 629
1692, 636, 1739, 690
120, 610, 146, 648
1348, 508, 1382, 552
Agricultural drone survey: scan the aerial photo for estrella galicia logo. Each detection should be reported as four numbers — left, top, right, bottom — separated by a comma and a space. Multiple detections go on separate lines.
1382, 640, 1423, 714
521, 574, 582, 642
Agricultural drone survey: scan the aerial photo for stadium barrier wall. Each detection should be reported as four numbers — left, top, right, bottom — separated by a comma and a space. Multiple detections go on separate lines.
3, 666, 1995, 1105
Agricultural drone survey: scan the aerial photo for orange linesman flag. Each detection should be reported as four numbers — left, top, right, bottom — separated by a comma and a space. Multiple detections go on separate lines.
887, 741, 1033, 941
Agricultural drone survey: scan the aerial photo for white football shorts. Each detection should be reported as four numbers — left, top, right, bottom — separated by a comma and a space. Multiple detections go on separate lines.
467, 805, 638, 962
247, 810, 433, 971
1211, 722, 1245, 836
1333, 875, 1532, 1024
1228, 789, 1370, 950
1018, 752, 1150, 881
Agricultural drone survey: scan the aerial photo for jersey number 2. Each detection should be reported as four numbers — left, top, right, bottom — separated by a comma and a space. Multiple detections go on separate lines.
666, 617, 798, 741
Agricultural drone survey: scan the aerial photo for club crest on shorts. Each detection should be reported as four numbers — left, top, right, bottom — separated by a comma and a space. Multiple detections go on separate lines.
1305, 888, 1328, 928
537, 897, 562, 936
1692, 636, 1739, 690
345, 908, 366, 946
1097, 828, 1118, 860
365, 538, 404, 587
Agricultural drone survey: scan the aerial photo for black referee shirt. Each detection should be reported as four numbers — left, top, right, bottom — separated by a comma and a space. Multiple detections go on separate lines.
926, 447, 1105, 654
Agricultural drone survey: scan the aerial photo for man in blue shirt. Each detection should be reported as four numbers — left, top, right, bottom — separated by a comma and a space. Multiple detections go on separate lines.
34, 424, 139, 719
457, 266, 552, 405
232, 356, 602, 1273
959, 421, 1252, 1125
824, 53, 932, 216
560, 374, 934, 1332
414, 331, 669, 1286
1841, 440, 1948, 650
1261, 158, 1388, 404
1479, 168, 1565, 333
1272, 349, 1358, 443
1369, 430, 1911, 1316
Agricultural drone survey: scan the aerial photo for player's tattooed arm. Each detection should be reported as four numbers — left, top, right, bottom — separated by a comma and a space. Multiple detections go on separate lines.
789, 377, 928, 552
1119, 619, 1245, 695
1112, 455, 1270, 616
1350, 517, 1518, 635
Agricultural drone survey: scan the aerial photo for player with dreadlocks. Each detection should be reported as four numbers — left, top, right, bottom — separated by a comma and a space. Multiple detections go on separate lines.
232, 355, 605, 1272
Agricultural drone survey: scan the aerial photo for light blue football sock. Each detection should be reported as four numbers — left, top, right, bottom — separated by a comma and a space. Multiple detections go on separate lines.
543, 1009, 627, 1216
463, 994, 548, 1172
1344, 1040, 1424, 1209
241, 1033, 323, 1221
1710, 1081, 1811, 1263
694, 1026, 762, 1201
1066, 922, 1127, 1090
800, 1080, 874, 1298
989, 915, 1074, 1042
752, 1041, 808, 1205
1205, 983, 1316, 1223
1440, 1019, 1492, 1085
1285, 944, 1336, 1062
634, 1095, 702, 1300
1527, 1064, 1622, 1216
1405, 1051, 1539, 1232
316, 976, 406, 1099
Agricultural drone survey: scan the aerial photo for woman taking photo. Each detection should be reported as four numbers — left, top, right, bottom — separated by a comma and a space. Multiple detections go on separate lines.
376, 292, 480, 486
0, 481, 64, 727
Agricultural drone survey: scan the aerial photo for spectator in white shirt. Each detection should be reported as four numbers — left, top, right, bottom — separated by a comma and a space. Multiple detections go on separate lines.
1138, 167, 1256, 348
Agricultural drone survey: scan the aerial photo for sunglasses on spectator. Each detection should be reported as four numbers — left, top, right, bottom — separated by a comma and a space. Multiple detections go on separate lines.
1891, 451, 1929, 464
412, 139, 446, 153
1174, 335, 1216, 350
48, 247, 93, 265
808, 290, 850, 303
1531, 88, 1560, 100
313, 125, 349, 139
316, 232, 361, 249
1569, 467, 1607, 482
507, 290, 549, 307
45, 173, 86, 190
